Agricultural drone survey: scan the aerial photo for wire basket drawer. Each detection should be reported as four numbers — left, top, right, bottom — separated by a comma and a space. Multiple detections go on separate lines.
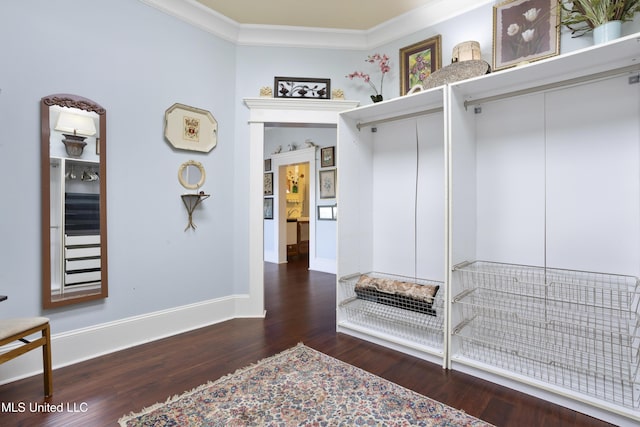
454, 314, 640, 383
339, 272, 445, 348
455, 288, 640, 337
452, 261, 640, 409
456, 326, 640, 409
453, 261, 640, 314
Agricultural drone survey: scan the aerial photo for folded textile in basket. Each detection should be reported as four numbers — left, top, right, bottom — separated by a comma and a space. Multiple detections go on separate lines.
354, 274, 439, 316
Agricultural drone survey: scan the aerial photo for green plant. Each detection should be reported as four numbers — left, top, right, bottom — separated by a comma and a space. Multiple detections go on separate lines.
560, 0, 640, 37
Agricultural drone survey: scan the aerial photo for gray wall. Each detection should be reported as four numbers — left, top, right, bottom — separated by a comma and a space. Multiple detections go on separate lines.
0, 0, 238, 332
1, 0, 638, 335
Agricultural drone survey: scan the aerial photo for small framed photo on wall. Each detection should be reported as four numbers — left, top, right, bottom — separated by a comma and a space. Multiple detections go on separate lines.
321, 146, 335, 168
263, 198, 274, 219
318, 205, 337, 221
492, 0, 560, 71
264, 172, 273, 196
319, 169, 336, 199
264, 158, 271, 171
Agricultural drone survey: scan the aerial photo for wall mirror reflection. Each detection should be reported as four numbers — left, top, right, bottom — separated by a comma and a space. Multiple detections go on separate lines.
41, 94, 108, 308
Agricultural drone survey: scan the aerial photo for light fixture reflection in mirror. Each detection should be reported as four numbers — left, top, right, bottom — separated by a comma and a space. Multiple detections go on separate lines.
178, 160, 209, 231
41, 94, 108, 308
55, 111, 97, 156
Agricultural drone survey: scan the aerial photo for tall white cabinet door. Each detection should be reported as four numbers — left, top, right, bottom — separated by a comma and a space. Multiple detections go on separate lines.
415, 114, 446, 282
474, 94, 546, 266
371, 119, 420, 277
545, 75, 640, 276
371, 114, 445, 281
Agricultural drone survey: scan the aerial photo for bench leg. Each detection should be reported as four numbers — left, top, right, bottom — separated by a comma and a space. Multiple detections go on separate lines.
42, 323, 53, 397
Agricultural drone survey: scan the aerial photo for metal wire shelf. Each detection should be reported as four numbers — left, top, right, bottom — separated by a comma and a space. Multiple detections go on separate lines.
338, 272, 445, 348
457, 330, 640, 409
453, 261, 640, 313
454, 288, 639, 336
455, 314, 640, 382
452, 261, 640, 409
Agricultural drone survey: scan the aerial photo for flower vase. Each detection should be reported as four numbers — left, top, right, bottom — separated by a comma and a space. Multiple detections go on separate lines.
593, 21, 622, 44
371, 94, 383, 103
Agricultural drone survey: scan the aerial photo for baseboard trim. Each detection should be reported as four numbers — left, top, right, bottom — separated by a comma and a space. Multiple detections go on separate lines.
309, 257, 336, 274
0, 294, 265, 386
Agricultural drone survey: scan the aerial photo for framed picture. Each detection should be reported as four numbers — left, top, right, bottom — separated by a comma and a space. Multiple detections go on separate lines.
318, 205, 337, 221
319, 169, 336, 199
320, 146, 335, 168
493, 0, 560, 71
164, 103, 218, 152
263, 198, 273, 220
264, 172, 273, 196
264, 158, 271, 172
399, 35, 442, 95
274, 77, 331, 99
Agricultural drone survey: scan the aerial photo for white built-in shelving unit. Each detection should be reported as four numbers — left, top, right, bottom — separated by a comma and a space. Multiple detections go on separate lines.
336, 33, 640, 425
337, 86, 448, 366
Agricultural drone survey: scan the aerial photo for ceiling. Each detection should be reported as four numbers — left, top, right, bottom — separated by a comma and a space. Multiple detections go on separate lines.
194, 0, 439, 30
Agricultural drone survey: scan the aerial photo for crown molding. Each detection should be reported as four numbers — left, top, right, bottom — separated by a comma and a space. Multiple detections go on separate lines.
139, 0, 240, 43
243, 98, 359, 126
236, 25, 368, 49
139, 0, 494, 49
244, 97, 359, 113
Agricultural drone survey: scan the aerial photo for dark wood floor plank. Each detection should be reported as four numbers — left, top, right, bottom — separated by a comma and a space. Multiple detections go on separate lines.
0, 258, 615, 426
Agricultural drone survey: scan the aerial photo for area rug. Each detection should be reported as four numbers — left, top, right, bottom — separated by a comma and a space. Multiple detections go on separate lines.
119, 343, 492, 426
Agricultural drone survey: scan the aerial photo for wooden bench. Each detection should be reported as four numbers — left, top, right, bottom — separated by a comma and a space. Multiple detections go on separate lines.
0, 317, 52, 397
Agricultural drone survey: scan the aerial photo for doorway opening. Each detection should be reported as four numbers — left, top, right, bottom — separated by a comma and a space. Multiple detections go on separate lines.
243, 96, 358, 318
282, 162, 310, 262
263, 145, 316, 266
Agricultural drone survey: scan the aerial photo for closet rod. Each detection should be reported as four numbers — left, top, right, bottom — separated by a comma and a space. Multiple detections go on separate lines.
356, 106, 443, 131
464, 63, 640, 109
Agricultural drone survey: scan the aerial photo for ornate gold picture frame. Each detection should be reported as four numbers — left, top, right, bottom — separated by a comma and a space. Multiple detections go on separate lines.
399, 35, 442, 95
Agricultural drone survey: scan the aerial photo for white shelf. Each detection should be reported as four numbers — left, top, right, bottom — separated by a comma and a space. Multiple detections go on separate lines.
451, 32, 640, 104
337, 321, 444, 359
340, 85, 445, 127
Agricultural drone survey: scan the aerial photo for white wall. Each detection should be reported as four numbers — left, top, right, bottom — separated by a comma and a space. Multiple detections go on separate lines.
232, 8, 640, 285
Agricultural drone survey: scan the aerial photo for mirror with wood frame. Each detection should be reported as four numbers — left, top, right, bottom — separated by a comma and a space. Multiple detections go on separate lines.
41, 94, 108, 308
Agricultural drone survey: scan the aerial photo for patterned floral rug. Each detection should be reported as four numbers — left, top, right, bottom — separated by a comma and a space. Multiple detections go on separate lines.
119, 344, 493, 426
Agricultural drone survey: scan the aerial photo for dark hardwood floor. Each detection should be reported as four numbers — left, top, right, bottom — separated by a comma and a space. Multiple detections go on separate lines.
0, 258, 614, 426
